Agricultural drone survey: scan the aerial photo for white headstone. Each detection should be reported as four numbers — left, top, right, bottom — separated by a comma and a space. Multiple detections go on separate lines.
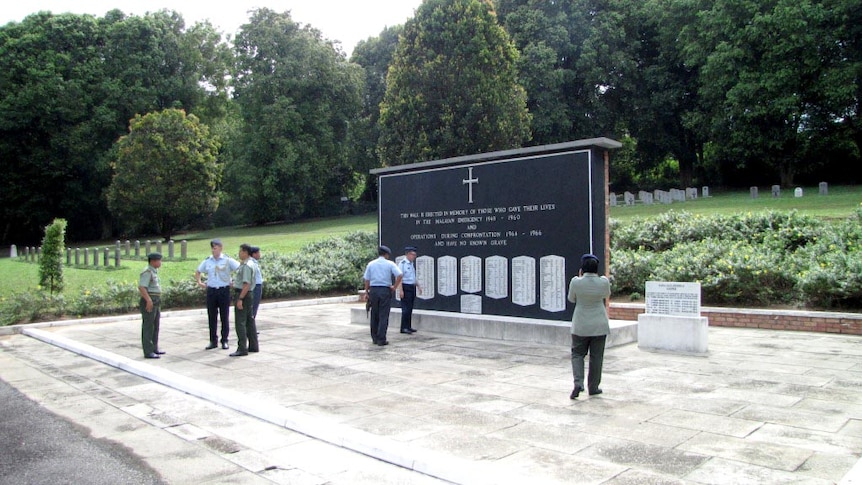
794, 187, 803, 198
750, 186, 758, 198
624, 191, 636, 206
686, 187, 698, 199
772, 185, 781, 197
702, 186, 710, 198
9, 244, 16, 258
819, 182, 828, 195
609, 192, 617, 206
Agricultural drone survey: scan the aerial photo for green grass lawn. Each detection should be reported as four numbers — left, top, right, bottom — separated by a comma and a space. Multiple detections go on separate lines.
608, 184, 862, 223
2, 213, 377, 298
3, 185, 861, 299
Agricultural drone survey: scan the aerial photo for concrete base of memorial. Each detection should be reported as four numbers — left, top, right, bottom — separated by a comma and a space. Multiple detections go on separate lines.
349, 307, 638, 348
637, 313, 709, 354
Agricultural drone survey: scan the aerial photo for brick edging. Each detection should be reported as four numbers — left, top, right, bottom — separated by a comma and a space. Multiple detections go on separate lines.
609, 303, 862, 336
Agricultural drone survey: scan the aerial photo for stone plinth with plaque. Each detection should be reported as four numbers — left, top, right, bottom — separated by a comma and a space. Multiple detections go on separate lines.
637, 281, 709, 354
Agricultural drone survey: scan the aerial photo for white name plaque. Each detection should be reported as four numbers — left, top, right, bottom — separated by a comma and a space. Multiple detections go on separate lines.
645, 281, 701, 316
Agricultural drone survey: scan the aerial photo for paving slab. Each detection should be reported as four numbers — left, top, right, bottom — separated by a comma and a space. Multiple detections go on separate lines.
0, 298, 861, 484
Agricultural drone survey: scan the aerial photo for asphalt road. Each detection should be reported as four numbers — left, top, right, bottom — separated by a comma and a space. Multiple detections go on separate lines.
0, 378, 165, 485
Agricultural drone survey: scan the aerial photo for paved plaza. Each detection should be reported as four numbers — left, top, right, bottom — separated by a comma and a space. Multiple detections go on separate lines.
0, 297, 861, 484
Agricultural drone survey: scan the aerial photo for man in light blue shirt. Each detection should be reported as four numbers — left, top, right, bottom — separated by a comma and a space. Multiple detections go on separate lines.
195, 238, 240, 350
398, 246, 418, 334
249, 246, 264, 320
363, 245, 402, 346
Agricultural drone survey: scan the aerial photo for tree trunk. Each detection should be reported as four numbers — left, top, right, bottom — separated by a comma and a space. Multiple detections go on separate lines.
779, 162, 795, 188
676, 149, 696, 188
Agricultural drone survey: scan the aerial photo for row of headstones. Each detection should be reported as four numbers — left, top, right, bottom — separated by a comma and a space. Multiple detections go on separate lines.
11, 240, 188, 267
610, 187, 709, 206
751, 182, 828, 198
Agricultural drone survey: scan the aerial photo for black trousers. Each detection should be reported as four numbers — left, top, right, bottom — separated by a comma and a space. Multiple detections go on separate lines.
400, 284, 416, 330
206, 286, 231, 344
369, 286, 392, 343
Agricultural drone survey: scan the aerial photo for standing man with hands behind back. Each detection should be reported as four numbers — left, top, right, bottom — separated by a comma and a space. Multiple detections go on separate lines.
139, 252, 163, 359
196, 239, 239, 350
363, 245, 402, 346
398, 246, 419, 334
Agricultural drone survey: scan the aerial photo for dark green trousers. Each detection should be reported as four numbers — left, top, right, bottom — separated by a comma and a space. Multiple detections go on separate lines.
571, 334, 606, 392
140, 296, 161, 356
234, 291, 258, 352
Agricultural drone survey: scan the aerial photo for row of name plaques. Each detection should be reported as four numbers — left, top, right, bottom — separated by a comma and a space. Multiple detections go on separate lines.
395, 254, 567, 314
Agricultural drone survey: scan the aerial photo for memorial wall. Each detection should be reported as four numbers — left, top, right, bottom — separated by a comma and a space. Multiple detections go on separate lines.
374, 139, 619, 321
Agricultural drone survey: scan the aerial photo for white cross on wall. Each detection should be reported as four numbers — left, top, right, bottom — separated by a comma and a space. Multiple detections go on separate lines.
462, 167, 479, 204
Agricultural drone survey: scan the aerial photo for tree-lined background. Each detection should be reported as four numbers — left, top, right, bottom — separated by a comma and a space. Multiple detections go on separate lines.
1, 0, 859, 246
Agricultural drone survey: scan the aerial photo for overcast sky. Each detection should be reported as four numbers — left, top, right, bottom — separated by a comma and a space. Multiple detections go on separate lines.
1, 1, 423, 56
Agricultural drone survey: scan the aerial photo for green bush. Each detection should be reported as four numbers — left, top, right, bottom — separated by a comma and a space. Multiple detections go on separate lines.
610, 210, 861, 308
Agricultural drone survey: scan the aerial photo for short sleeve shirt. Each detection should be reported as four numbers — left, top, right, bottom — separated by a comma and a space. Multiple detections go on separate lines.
250, 257, 263, 285
399, 258, 416, 284
363, 257, 402, 287
197, 254, 240, 287
138, 265, 161, 294
233, 261, 254, 290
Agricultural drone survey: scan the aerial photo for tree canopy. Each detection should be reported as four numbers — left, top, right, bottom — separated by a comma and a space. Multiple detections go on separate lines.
107, 109, 221, 240
378, 0, 531, 165
0, 10, 230, 244
225, 8, 365, 223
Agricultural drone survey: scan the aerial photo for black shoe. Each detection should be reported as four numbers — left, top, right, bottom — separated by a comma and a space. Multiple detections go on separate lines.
589, 388, 603, 396
248, 348, 259, 353
229, 351, 248, 357
570, 385, 584, 400
400, 330, 412, 334
154, 350, 166, 355
205, 342, 218, 350
408, 328, 417, 333
144, 353, 160, 359
377, 341, 389, 346
221, 342, 229, 350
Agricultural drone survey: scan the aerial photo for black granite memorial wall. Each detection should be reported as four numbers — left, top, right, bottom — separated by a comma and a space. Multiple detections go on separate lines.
373, 138, 620, 321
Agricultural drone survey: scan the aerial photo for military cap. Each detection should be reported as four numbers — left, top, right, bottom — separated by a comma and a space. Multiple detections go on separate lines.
210, 238, 223, 247
147, 252, 162, 261
581, 253, 599, 263
378, 245, 392, 255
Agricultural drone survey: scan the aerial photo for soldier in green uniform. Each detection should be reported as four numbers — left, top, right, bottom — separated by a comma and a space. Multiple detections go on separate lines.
230, 244, 259, 357
139, 252, 163, 359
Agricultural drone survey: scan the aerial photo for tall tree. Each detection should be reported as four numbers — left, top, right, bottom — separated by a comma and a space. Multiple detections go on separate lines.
495, 0, 604, 145
680, 0, 859, 186
351, 24, 405, 201
378, 0, 531, 166
227, 8, 364, 223
0, 10, 231, 245
107, 109, 221, 240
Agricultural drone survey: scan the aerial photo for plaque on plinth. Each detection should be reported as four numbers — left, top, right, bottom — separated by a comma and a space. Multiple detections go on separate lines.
484, 255, 508, 299
539, 255, 566, 312
437, 255, 457, 297
639, 281, 707, 354
511, 256, 536, 306
460, 255, 482, 294
416, 255, 435, 300
645, 281, 701, 316
460, 294, 482, 314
